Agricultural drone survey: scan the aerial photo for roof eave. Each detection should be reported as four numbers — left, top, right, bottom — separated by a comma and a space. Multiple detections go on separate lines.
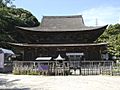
16, 25, 108, 32
9, 42, 107, 47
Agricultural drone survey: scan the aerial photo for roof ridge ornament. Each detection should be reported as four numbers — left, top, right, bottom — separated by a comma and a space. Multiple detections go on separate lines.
54, 54, 65, 60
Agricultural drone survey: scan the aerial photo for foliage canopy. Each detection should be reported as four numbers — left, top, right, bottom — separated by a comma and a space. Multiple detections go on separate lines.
0, 1, 40, 48
97, 24, 120, 57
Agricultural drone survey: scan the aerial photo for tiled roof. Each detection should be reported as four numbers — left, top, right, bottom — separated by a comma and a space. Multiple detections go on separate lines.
16, 15, 107, 32
40, 15, 85, 29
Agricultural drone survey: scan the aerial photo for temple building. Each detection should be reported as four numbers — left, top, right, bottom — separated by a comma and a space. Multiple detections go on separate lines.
9, 15, 108, 61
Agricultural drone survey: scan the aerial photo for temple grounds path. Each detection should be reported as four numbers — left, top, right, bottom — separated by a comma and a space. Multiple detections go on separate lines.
0, 74, 120, 90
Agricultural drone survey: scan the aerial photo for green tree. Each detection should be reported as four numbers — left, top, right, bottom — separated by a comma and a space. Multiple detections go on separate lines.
0, 1, 40, 48
0, 0, 15, 7
97, 24, 120, 58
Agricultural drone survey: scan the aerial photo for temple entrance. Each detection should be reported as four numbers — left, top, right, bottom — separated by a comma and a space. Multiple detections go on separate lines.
66, 53, 84, 75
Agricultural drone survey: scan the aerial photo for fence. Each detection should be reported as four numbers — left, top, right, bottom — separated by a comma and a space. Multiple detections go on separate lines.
12, 61, 49, 75
12, 60, 120, 76
70, 61, 113, 75
112, 63, 120, 76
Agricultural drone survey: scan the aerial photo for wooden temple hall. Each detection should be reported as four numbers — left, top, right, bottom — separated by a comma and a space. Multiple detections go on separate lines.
9, 15, 109, 75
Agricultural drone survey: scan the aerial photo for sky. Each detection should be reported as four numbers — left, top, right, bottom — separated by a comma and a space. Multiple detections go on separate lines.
14, 0, 120, 26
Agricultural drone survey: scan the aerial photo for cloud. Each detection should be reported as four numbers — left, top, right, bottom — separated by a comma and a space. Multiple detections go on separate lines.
79, 7, 120, 26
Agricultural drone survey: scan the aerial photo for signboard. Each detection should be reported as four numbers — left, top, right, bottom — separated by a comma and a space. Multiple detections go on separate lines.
66, 53, 84, 56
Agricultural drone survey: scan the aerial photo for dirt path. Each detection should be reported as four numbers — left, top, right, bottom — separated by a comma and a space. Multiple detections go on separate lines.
0, 74, 120, 90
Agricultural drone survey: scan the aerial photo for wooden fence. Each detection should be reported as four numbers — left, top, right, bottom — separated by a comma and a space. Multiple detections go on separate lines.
70, 61, 113, 75
12, 60, 120, 76
112, 63, 120, 76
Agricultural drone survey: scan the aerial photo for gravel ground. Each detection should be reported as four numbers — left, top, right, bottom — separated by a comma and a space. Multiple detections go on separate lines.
0, 74, 120, 90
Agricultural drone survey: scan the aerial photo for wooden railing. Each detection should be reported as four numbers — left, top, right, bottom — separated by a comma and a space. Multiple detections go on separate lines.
12, 60, 120, 76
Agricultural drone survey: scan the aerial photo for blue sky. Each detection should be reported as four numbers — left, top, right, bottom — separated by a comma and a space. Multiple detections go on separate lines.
14, 0, 120, 26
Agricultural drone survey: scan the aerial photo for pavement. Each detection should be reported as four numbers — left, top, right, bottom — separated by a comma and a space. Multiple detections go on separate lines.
0, 74, 120, 90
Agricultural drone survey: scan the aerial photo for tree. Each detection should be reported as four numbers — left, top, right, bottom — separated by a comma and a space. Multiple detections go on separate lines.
0, 0, 40, 48
97, 24, 120, 58
0, 0, 15, 7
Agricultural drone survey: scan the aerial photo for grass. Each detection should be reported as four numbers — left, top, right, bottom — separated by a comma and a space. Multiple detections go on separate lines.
12, 65, 48, 75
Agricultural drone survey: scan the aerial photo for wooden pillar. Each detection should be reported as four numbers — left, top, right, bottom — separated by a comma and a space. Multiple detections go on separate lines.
48, 60, 50, 75
21, 48, 25, 61
53, 62, 55, 75
79, 61, 81, 75
63, 61, 65, 75
34, 48, 38, 58
55, 60, 57, 76
51, 61, 53, 73
69, 60, 71, 75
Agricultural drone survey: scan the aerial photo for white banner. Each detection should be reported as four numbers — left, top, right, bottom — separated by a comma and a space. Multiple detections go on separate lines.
0, 53, 4, 68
